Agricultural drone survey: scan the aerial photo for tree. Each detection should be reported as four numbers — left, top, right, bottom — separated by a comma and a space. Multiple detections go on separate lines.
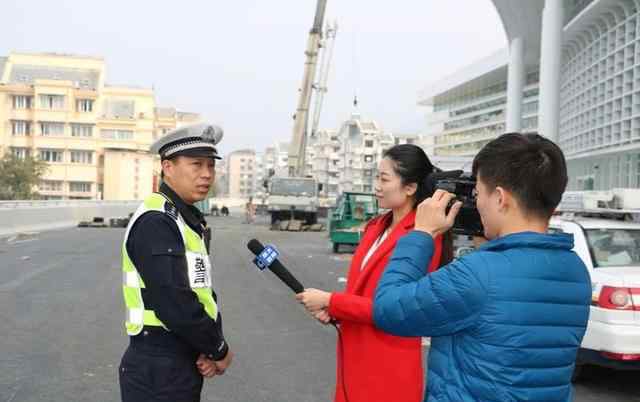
0, 154, 48, 200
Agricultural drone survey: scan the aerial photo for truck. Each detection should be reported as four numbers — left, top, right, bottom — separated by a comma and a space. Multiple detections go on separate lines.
329, 192, 378, 252
267, 176, 319, 227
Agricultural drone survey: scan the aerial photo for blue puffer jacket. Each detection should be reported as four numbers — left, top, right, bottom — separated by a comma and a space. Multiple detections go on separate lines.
373, 231, 591, 402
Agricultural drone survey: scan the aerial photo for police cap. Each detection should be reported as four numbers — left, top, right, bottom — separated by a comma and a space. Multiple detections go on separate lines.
150, 123, 223, 160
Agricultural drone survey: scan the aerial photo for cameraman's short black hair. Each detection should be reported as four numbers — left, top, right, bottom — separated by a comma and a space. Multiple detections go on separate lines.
472, 132, 568, 219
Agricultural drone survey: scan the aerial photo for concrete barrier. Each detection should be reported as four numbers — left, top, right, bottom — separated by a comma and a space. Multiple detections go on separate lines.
0, 200, 139, 238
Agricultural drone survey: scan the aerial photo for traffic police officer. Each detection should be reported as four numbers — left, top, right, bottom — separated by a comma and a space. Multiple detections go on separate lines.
119, 123, 233, 402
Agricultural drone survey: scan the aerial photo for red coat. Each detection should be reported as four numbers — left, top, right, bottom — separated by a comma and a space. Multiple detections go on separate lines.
327, 210, 442, 402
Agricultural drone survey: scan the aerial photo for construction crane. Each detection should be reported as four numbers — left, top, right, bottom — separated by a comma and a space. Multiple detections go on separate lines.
310, 21, 338, 140
266, 0, 329, 231
287, 0, 328, 177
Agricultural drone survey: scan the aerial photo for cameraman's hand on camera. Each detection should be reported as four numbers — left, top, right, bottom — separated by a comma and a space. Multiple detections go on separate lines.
415, 189, 463, 238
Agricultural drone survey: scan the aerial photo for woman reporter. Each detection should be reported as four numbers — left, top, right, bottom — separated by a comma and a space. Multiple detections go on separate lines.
296, 144, 452, 402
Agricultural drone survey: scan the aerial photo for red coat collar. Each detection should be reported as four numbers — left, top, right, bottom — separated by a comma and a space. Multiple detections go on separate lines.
348, 210, 416, 292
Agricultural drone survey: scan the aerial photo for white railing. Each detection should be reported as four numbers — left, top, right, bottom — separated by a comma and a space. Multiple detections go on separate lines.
0, 200, 139, 209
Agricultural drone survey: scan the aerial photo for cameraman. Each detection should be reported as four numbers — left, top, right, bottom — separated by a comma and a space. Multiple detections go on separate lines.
373, 133, 591, 402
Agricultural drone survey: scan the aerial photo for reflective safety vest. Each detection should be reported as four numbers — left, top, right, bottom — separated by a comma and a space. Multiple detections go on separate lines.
122, 192, 218, 336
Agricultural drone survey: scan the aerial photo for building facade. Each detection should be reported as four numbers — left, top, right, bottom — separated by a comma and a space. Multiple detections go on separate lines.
492, 0, 640, 190
226, 149, 257, 199
420, 49, 540, 163
307, 113, 393, 198
419, 0, 640, 190
0, 52, 200, 200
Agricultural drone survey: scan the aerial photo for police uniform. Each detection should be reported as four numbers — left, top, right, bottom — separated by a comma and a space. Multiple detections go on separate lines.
119, 123, 227, 402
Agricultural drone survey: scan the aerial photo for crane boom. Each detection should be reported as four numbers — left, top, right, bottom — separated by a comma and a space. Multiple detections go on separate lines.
310, 21, 338, 140
288, 0, 328, 177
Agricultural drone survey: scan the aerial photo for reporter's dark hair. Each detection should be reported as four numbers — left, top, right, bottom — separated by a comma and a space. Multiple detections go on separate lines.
472, 132, 568, 219
383, 144, 453, 266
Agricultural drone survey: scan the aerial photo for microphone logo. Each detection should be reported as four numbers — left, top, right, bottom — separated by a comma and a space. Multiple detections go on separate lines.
253, 244, 280, 271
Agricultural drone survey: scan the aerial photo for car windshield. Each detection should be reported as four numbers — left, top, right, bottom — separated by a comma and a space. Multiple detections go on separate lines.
350, 195, 377, 217
270, 179, 316, 196
585, 228, 640, 268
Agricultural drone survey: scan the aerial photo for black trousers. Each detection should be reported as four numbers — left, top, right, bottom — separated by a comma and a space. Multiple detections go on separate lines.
119, 334, 203, 402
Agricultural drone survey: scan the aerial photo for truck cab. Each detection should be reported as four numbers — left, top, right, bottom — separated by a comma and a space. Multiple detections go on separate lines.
266, 177, 319, 225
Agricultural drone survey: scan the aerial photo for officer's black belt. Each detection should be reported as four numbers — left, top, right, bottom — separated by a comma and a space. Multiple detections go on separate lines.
130, 326, 196, 356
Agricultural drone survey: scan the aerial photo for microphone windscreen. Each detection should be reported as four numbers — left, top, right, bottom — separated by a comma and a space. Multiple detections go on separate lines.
247, 239, 264, 255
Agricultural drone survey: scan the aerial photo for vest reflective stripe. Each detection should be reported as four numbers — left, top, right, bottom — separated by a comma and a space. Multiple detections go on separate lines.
122, 192, 218, 336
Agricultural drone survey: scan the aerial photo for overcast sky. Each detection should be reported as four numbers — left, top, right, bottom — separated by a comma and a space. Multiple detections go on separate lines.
0, 0, 507, 155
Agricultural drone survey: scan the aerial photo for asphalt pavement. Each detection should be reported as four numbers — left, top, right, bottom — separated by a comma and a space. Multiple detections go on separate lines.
0, 214, 637, 401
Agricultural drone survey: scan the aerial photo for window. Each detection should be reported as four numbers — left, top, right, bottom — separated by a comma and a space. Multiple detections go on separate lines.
11, 147, 31, 159
69, 181, 92, 193
364, 155, 374, 163
39, 94, 65, 110
100, 129, 134, 140
12, 95, 32, 109
71, 124, 93, 137
40, 122, 65, 136
365, 140, 374, 148
39, 149, 64, 163
76, 99, 93, 112
586, 229, 640, 268
39, 180, 63, 192
11, 120, 31, 135
70, 150, 93, 164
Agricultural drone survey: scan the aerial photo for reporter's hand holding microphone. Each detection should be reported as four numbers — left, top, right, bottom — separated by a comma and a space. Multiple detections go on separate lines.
296, 288, 333, 325
246, 239, 334, 326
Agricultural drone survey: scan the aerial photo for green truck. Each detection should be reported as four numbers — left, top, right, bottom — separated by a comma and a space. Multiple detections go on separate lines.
329, 192, 379, 253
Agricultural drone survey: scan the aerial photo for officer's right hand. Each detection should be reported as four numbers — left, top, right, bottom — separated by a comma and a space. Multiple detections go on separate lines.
214, 350, 234, 374
196, 354, 218, 378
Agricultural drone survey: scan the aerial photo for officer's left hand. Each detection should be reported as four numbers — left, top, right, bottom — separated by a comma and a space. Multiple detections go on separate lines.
296, 288, 331, 314
415, 190, 463, 238
196, 354, 218, 378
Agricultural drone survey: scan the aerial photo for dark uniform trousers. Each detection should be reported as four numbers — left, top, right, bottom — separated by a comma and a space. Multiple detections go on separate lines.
119, 329, 203, 402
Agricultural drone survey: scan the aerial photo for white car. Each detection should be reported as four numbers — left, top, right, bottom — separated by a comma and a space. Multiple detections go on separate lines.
549, 216, 640, 379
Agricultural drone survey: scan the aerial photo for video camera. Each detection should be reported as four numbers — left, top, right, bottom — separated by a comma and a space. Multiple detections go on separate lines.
429, 170, 484, 237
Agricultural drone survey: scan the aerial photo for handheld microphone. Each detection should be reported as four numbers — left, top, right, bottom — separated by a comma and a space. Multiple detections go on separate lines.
247, 239, 304, 294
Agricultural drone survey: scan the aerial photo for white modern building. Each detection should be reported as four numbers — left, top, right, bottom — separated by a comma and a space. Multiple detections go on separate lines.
419, 48, 540, 165
421, 0, 640, 190
494, 0, 640, 190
